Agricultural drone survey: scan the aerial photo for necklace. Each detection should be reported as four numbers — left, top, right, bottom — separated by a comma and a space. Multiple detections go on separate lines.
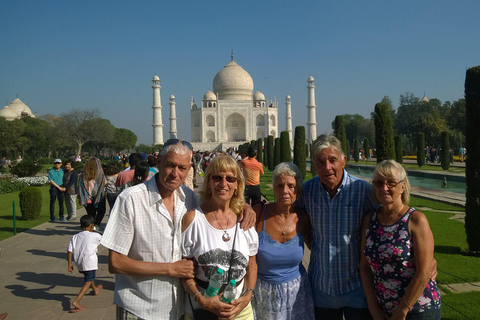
213, 211, 231, 242
381, 204, 405, 225
275, 214, 288, 236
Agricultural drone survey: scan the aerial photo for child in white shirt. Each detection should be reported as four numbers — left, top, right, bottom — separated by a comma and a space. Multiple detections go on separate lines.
67, 215, 103, 312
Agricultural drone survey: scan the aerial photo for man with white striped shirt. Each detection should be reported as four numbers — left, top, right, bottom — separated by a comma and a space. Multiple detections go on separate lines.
101, 139, 199, 319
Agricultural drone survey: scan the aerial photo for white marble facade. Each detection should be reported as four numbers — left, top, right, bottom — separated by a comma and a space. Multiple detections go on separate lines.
191, 58, 278, 150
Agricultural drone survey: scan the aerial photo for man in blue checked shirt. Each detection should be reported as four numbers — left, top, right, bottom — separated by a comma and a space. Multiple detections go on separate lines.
297, 134, 377, 320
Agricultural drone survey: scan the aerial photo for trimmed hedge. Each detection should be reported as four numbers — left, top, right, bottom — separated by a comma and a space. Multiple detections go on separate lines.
19, 186, 42, 220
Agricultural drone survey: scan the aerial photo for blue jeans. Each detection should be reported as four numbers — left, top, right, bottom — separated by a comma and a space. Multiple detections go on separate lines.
406, 309, 441, 320
49, 187, 65, 220
314, 287, 371, 320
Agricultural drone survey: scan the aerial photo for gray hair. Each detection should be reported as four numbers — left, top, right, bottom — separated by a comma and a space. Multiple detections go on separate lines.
312, 134, 345, 158
160, 143, 192, 158
272, 162, 303, 196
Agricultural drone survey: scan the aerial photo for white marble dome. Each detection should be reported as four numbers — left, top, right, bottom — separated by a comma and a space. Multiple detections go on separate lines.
213, 60, 253, 100
153, 75, 160, 81
0, 98, 35, 120
308, 76, 315, 82
203, 90, 216, 100
0, 105, 18, 120
253, 91, 265, 101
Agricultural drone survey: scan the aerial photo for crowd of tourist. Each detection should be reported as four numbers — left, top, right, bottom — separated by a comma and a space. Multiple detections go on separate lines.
47, 136, 441, 319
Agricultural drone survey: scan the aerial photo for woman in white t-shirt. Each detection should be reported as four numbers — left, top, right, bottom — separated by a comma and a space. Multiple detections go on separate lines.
182, 155, 258, 320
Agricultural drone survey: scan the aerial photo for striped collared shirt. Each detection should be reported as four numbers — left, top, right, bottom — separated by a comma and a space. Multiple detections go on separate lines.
298, 169, 377, 296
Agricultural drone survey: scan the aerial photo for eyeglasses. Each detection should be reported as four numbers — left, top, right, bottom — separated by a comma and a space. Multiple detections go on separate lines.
162, 139, 193, 151
211, 175, 238, 183
372, 179, 404, 189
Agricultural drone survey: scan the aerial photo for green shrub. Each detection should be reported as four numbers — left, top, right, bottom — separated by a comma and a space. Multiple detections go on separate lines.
374, 102, 395, 162
256, 138, 263, 164
37, 158, 55, 165
353, 139, 359, 162
274, 138, 281, 168
293, 126, 306, 178
280, 131, 292, 162
363, 138, 370, 160
19, 186, 42, 220
267, 136, 274, 171
10, 161, 42, 177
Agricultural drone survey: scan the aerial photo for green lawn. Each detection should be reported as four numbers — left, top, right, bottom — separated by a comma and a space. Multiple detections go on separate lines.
440, 291, 480, 320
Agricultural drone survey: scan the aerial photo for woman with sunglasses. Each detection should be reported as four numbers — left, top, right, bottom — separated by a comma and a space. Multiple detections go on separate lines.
252, 162, 314, 320
182, 155, 258, 320
360, 160, 441, 320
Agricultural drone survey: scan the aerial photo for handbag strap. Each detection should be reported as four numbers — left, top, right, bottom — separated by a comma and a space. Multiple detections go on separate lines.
227, 215, 240, 282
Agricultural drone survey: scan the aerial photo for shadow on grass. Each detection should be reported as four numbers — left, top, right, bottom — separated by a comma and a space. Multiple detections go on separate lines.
435, 245, 463, 255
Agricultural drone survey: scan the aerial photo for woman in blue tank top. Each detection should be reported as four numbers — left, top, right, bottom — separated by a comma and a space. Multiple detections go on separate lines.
253, 162, 315, 320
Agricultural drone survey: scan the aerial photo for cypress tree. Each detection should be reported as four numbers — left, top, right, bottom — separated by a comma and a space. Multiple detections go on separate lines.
394, 135, 403, 164
274, 138, 281, 168
293, 126, 307, 178
363, 138, 370, 161
267, 135, 274, 171
256, 138, 263, 164
441, 131, 450, 170
280, 131, 292, 162
374, 102, 395, 162
346, 140, 351, 162
465, 65, 480, 252
353, 139, 359, 162
417, 133, 425, 168
334, 115, 348, 156
263, 137, 268, 166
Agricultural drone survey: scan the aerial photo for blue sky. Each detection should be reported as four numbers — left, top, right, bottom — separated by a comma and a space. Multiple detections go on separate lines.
1, 1, 479, 145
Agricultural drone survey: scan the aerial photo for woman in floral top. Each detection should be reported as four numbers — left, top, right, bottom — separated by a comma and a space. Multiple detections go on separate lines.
360, 160, 441, 320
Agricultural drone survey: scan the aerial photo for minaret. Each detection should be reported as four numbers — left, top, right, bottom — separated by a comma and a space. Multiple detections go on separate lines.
152, 75, 163, 145
285, 95, 293, 143
169, 95, 177, 139
306, 76, 317, 144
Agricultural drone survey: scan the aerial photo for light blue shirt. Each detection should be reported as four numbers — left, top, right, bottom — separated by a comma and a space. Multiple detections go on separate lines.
298, 169, 377, 296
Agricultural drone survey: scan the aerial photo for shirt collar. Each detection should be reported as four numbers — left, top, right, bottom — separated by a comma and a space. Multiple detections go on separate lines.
146, 174, 187, 207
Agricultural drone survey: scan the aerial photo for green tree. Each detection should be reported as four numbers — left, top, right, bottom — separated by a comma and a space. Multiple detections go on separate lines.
374, 102, 395, 162
465, 66, 480, 252
293, 126, 306, 178
112, 128, 137, 152
56, 109, 101, 156
83, 118, 116, 155
267, 136, 274, 171
280, 131, 291, 162
334, 115, 348, 156
363, 138, 370, 161
440, 131, 450, 170
353, 139, 359, 162
22, 117, 51, 158
263, 137, 268, 167
274, 138, 281, 168
256, 138, 263, 164
394, 135, 403, 164
417, 132, 425, 167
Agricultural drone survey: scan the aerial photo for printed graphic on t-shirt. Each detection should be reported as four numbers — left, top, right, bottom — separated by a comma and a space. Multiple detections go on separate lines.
198, 248, 248, 282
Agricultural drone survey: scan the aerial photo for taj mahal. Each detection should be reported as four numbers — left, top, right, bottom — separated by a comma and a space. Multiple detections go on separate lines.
151, 55, 317, 151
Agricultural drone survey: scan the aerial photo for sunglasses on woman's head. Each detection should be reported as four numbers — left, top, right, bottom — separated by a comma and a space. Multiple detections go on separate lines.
162, 139, 193, 150
211, 175, 237, 183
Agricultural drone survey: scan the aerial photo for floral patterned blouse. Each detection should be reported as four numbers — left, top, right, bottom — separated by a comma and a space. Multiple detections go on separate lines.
364, 207, 441, 315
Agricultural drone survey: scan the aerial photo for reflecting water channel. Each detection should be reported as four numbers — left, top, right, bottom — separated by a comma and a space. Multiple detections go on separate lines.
348, 164, 466, 194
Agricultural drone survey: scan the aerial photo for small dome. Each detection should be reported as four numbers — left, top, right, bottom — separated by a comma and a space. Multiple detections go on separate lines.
308, 76, 315, 82
153, 75, 160, 80
203, 90, 216, 100
213, 60, 253, 100
253, 91, 265, 101
170, 94, 175, 100
286, 94, 291, 100
0, 105, 18, 121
